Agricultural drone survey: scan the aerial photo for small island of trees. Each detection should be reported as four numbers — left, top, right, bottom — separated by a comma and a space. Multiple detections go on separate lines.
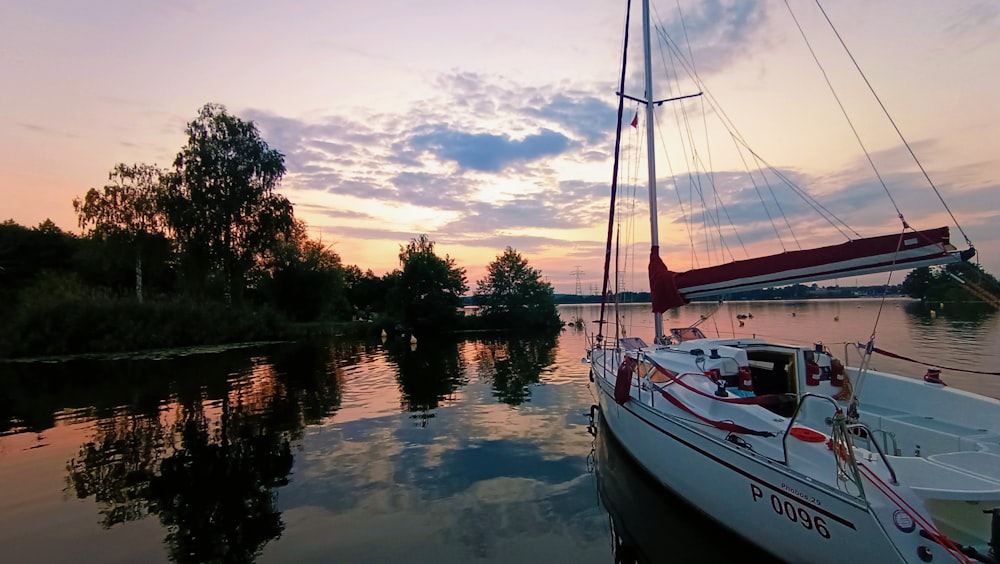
0, 103, 561, 359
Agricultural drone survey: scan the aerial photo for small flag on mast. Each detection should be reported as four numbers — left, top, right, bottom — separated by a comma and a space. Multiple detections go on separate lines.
630, 113, 638, 128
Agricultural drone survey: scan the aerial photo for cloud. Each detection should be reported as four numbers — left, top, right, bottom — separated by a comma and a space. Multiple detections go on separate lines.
524, 92, 618, 145
945, 2, 1000, 49
634, 0, 767, 81
234, 39, 996, 289
279, 412, 591, 513
294, 203, 376, 222
406, 126, 573, 172
390, 171, 477, 210
16, 122, 79, 138
241, 73, 612, 249
440, 186, 605, 236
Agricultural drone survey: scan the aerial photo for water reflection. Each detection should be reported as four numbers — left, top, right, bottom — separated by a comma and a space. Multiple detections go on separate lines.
1, 348, 276, 435
1, 301, 996, 562
384, 336, 467, 422
902, 299, 997, 325
68, 405, 294, 562
471, 332, 558, 405
267, 340, 354, 423
9, 333, 583, 562
592, 413, 779, 563
54, 341, 348, 562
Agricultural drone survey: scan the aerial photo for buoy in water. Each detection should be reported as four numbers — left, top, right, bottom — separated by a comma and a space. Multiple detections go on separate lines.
410, 334, 417, 344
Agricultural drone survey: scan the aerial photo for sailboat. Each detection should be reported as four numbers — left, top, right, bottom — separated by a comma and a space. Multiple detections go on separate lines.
586, 2, 1000, 563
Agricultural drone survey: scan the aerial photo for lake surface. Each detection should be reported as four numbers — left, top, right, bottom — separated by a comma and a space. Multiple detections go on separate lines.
1, 299, 997, 563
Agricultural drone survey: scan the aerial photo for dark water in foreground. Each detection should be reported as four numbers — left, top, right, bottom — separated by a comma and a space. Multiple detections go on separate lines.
0, 300, 997, 563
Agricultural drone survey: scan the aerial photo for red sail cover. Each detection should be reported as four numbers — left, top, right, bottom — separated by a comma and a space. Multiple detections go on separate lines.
649, 227, 965, 313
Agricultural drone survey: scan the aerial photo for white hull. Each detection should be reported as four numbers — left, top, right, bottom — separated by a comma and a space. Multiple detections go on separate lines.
589, 341, 1000, 564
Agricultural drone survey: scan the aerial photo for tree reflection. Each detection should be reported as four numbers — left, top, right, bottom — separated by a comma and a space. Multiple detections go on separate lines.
473, 333, 558, 405
267, 340, 362, 424
385, 336, 467, 420
148, 405, 292, 563
903, 299, 997, 327
66, 412, 166, 525
65, 341, 344, 562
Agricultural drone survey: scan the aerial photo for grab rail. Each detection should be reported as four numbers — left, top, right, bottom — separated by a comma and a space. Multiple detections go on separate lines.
783, 392, 841, 465
784, 393, 899, 498
861, 428, 901, 457
846, 423, 898, 485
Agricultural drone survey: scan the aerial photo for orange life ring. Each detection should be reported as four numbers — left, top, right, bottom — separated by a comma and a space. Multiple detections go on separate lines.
789, 426, 826, 442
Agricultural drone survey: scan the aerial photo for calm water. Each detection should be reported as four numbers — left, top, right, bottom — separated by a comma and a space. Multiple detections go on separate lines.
0, 300, 997, 563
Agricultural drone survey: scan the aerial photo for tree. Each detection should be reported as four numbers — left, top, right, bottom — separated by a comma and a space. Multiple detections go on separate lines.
474, 247, 560, 330
161, 103, 294, 304
73, 163, 168, 302
902, 263, 1000, 305
0, 219, 80, 311
948, 261, 1000, 299
261, 224, 350, 322
343, 265, 390, 320
385, 235, 467, 334
902, 267, 936, 300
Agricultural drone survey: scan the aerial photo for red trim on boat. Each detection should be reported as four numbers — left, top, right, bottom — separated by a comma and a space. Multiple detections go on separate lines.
650, 227, 960, 312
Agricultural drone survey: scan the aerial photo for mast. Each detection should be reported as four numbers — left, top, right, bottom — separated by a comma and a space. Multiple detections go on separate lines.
597, 0, 633, 344
641, 0, 663, 340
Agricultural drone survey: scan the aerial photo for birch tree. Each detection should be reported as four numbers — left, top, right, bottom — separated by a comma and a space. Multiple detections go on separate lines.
73, 163, 166, 302
162, 103, 294, 303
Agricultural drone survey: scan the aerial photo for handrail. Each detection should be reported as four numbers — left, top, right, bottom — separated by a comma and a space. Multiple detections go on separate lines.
846, 423, 898, 485
862, 428, 900, 457
783, 393, 882, 500
783, 392, 841, 464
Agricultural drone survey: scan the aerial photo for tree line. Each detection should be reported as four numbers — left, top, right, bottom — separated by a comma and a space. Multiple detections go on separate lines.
901, 263, 1000, 303
0, 103, 561, 358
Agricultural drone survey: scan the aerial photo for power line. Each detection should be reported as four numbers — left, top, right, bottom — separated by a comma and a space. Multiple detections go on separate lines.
571, 266, 585, 296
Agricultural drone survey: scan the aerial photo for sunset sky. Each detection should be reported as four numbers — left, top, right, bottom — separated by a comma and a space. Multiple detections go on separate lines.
3, 0, 999, 294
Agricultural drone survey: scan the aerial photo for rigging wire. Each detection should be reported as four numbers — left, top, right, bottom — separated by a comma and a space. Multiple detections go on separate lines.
857, 228, 911, 406
598, 0, 634, 343
648, 74, 698, 268
664, 2, 803, 258
783, 0, 903, 226
673, 0, 739, 267
651, 22, 861, 239
759, 152, 802, 249
623, 110, 642, 300
649, 16, 704, 269
652, 18, 861, 248
731, 136, 792, 252
788, 0, 981, 383
651, 8, 739, 268
812, 0, 974, 249
729, 140, 862, 240
658, 1, 738, 267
